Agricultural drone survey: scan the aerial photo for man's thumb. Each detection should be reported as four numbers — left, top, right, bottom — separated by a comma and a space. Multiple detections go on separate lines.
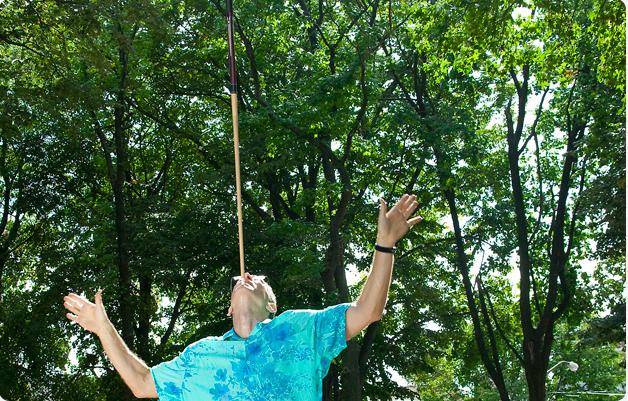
379, 198, 388, 217
95, 289, 103, 306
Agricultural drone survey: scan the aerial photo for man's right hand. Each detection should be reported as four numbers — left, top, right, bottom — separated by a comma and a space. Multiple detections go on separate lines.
63, 290, 157, 398
64, 290, 109, 336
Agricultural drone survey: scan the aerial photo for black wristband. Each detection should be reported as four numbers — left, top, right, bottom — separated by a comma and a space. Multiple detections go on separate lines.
374, 244, 396, 254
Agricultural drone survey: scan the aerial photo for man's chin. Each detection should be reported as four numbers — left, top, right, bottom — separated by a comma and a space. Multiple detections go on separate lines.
231, 301, 265, 317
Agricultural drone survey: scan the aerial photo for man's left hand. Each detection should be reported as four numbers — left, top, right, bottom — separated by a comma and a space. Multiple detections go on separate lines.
376, 194, 422, 247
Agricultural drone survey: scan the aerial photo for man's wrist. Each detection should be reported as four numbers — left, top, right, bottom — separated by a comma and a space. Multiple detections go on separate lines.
375, 237, 396, 248
374, 243, 396, 254
95, 318, 113, 339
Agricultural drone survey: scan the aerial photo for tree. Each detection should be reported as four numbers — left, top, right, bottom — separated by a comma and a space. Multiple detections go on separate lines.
0, 0, 623, 400
378, 0, 625, 400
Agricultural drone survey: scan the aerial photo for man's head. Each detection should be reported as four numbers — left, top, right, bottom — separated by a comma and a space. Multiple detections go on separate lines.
228, 273, 277, 321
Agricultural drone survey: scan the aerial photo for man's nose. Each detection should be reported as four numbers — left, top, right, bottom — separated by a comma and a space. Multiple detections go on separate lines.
241, 274, 257, 289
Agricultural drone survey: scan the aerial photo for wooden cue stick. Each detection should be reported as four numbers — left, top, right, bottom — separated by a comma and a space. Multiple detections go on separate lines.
226, 0, 245, 278
231, 95, 245, 279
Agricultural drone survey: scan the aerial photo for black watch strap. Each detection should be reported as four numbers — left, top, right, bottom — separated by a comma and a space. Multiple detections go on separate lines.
375, 244, 396, 254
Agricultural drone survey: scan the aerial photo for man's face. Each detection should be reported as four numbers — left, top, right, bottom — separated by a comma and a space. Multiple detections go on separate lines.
228, 273, 273, 318
231, 273, 267, 298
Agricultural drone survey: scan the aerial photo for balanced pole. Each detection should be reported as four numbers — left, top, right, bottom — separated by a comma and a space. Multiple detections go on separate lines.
226, 0, 245, 278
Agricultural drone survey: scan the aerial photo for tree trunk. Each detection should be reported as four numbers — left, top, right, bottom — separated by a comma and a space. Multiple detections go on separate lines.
443, 186, 511, 401
523, 328, 552, 401
136, 273, 152, 362
322, 227, 362, 401
340, 341, 362, 401
506, 66, 583, 401
109, 19, 136, 401
113, 64, 134, 351
323, 360, 340, 400
0, 257, 5, 304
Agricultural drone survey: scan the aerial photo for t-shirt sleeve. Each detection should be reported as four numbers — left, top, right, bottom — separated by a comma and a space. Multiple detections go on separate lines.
150, 348, 189, 401
313, 303, 352, 374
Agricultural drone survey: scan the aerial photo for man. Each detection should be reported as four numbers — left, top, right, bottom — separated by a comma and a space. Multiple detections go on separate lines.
63, 194, 421, 400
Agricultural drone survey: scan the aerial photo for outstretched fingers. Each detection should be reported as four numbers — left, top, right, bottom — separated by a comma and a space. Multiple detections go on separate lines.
401, 193, 414, 207
408, 216, 423, 226
406, 199, 419, 216
67, 293, 88, 304
398, 194, 410, 205
64, 297, 82, 315
398, 194, 418, 218
66, 313, 79, 322
388, 194, 409, 214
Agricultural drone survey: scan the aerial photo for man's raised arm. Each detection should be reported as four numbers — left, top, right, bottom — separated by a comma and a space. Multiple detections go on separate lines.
63, 291, 157, 398
345, 194, 421, 340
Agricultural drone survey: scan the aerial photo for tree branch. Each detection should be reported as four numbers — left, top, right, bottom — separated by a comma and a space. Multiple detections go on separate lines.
159, 269, 192, 348
128, 99, 273, 224
480, 277, 524, 364
518, 88, 549, 155
476, 276, 510, 396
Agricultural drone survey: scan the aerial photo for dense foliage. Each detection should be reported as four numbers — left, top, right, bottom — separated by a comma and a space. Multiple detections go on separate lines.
0, 0, 624, 400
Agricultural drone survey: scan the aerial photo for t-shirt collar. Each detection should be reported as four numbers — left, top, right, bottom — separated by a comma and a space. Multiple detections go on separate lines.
222, 319, 272, 341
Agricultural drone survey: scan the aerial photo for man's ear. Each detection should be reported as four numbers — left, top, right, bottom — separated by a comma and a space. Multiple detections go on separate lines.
266, 302, 277, 315
227, 305, 233, 317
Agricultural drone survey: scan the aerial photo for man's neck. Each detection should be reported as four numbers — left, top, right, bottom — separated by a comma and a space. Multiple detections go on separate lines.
232, 314, 264, 339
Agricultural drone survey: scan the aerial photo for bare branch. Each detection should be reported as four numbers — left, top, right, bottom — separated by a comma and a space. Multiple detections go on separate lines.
91, 111, 116, 185
476, 276, 511, 383
129, 99, 273, 224
0, 141, 11, 234
538, 118, 581, 338
0, 35, 47, 58
159, 269, 192, 348
148, 147, 174, 198
509, 68, 521, 94
518, 88, 549, 155
480, 277, 525, 364
342, 48, 369, 164
566, 156, 588, 259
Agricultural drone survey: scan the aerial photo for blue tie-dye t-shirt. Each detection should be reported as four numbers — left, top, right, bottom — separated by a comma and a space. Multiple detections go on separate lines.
150, 303, 351, 401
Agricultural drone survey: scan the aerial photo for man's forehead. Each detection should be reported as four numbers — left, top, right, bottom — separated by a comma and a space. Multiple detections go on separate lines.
232, 274, 267, 281
230, 275, 269, 292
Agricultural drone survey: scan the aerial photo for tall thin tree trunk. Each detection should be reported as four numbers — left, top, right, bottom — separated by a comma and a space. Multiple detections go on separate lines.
443, 185, 511, 401
0, 257, 5, 304
136, 273, 152, 361
113, 61, 134, 350
323, 225, 362, 401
